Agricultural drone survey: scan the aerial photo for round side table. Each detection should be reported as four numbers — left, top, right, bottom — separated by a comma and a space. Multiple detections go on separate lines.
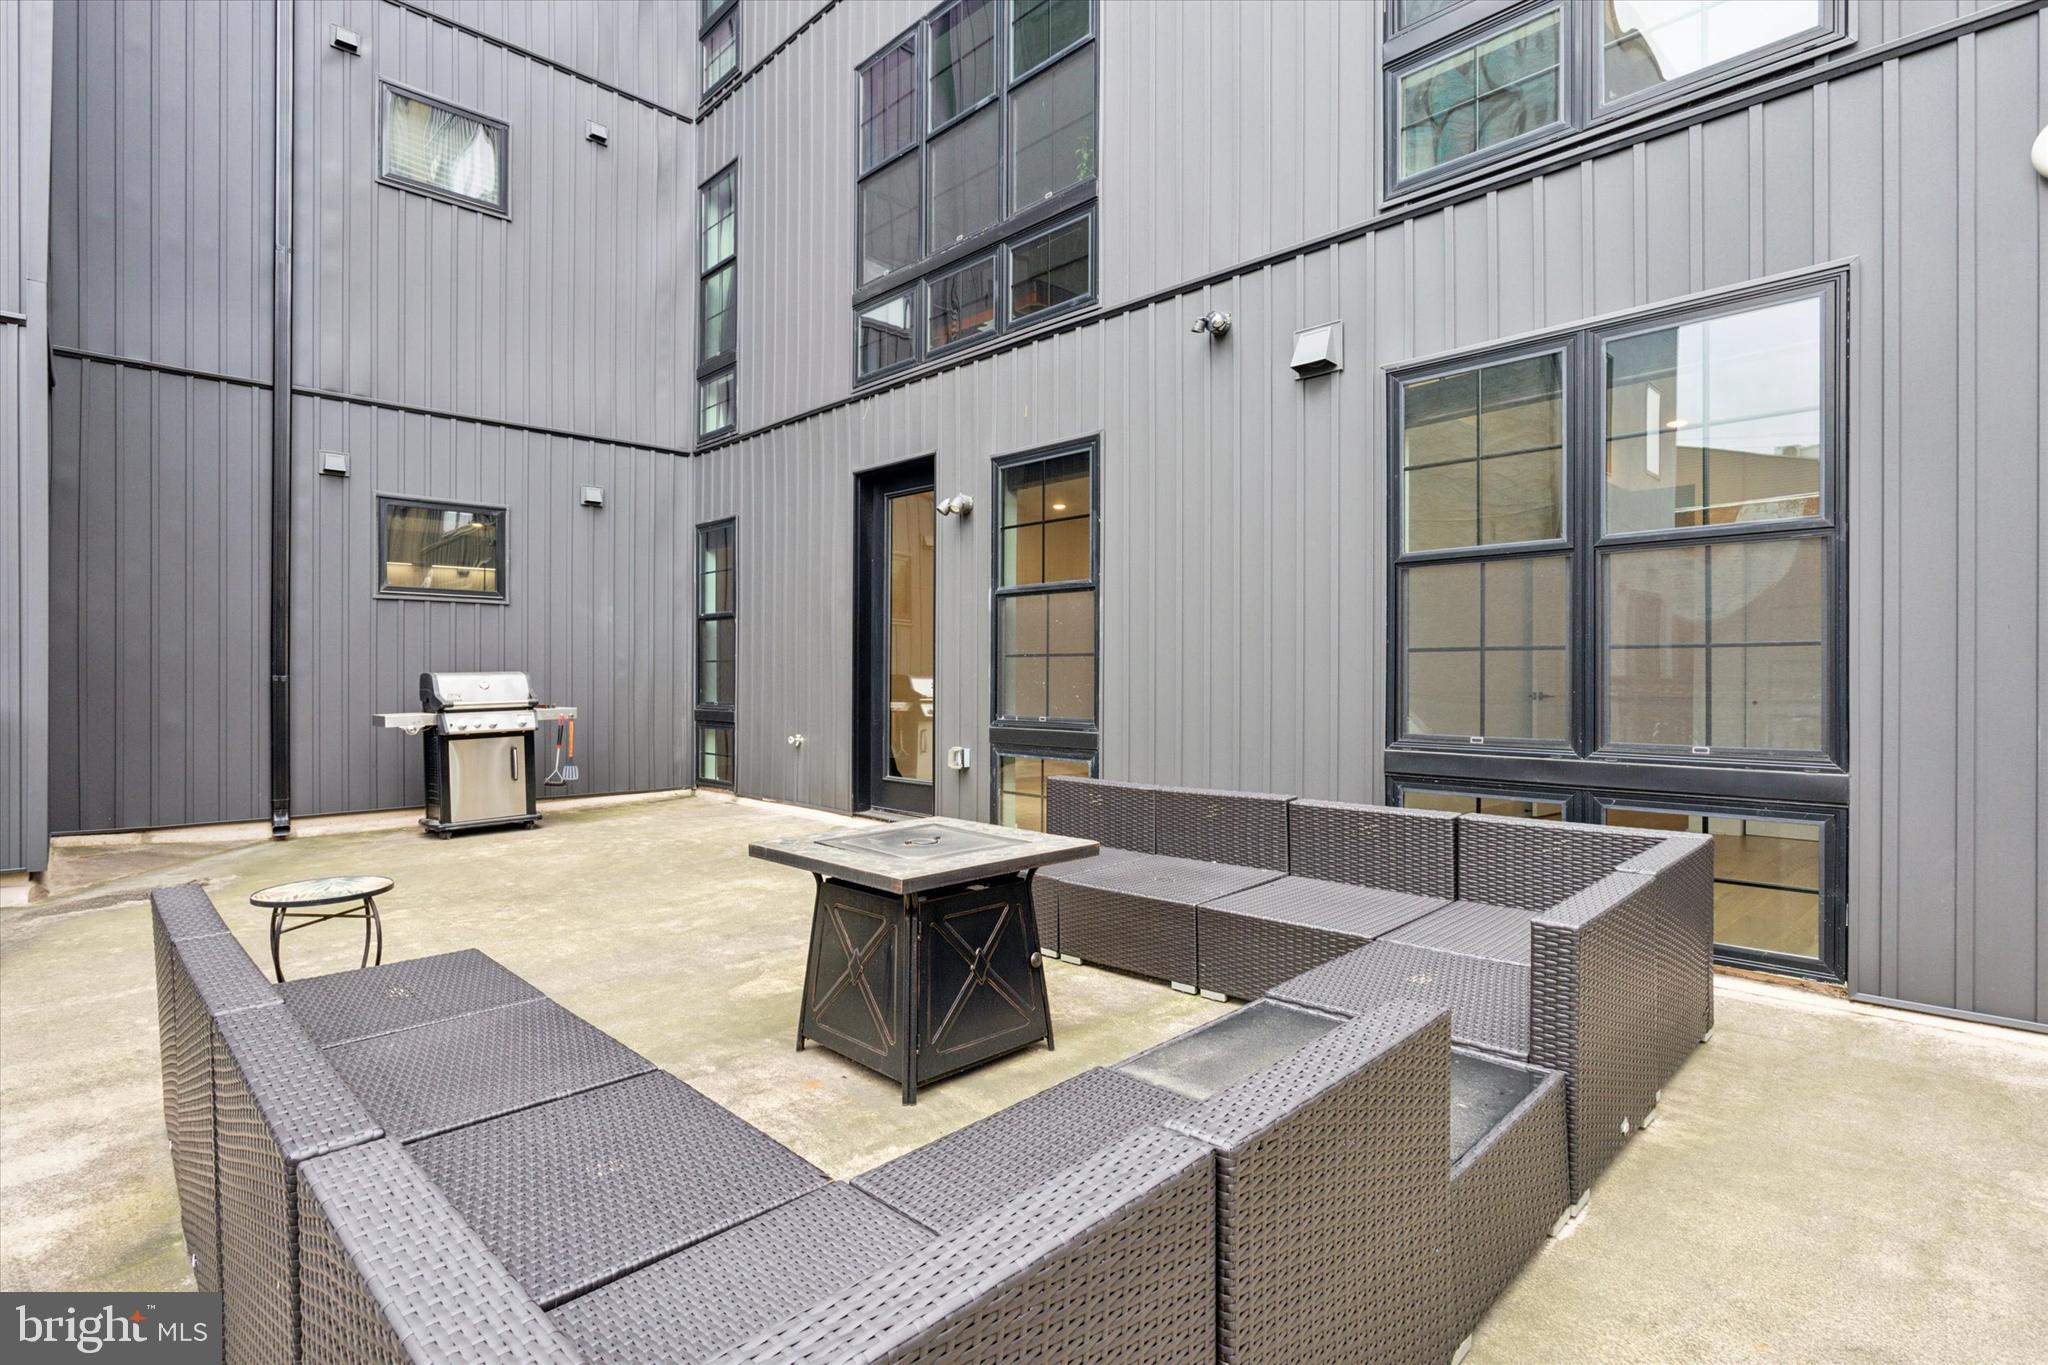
248, 875, 392, 982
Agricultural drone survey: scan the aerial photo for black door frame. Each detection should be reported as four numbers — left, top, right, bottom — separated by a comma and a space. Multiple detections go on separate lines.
854, 456, 938, 814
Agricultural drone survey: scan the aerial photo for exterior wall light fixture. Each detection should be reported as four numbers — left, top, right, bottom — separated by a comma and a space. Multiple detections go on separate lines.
1192, 310, 1231, 339
937, 495, 974, 517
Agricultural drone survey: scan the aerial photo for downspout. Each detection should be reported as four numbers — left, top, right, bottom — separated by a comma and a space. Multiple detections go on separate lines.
269, 0, 295, 836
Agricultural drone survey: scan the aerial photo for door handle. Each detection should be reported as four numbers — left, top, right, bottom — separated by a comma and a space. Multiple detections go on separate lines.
510, 745, 519, 781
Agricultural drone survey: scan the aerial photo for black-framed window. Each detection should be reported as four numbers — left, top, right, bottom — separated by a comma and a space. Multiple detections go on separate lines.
854, 0, 1097, 381
991, 442, 1098, 825
1388, 777, 1846, 979
1391, 274, 1844, 774
1382, 0, 1847, 198
701, 0, 740, 99
699, 163, 737, 439
377, 497, 505, 601
695, 519, 736, 788
378, 84, 508, 215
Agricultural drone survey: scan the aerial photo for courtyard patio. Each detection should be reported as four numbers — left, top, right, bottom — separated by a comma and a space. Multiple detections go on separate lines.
2, 791, 2044, 1361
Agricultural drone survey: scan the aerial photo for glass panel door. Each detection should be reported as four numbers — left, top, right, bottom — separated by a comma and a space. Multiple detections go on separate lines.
858, 460, 938, 814
887, 489, 937, 797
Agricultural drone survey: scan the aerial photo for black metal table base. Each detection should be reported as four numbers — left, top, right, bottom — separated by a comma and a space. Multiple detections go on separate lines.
268, 897, 384, 983
796, 871, 1054, 1104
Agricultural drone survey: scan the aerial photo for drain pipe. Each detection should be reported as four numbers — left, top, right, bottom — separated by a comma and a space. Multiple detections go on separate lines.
268, 0, 295, 837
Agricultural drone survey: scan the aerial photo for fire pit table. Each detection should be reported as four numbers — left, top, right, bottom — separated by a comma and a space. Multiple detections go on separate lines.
749, 818, 1096, 1104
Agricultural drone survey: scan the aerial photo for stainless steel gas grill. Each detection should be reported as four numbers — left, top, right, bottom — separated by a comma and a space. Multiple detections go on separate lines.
373, 671, 577, 837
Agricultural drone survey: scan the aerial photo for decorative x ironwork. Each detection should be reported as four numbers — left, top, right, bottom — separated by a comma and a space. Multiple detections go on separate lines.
812, 903, 895, 1049
927, 901, 1032, 1050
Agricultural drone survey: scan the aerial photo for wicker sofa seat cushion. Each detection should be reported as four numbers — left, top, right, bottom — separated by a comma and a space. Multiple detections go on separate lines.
853, 1067, 1191, 1235
548, 1185, 931, 1365
1382, 899, 1541, 967
1271, 939, 1531, 1057
1207, 875, 1447, 939
1050, 850, 1282, 903
282, 948, 544, 1046
1035, 844, 1149, 887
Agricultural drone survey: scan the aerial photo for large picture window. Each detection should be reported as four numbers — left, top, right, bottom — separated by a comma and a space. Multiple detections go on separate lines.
992, 442, 1098, 828
854, 0, 1097, 381
695, 520, 736, 788
1382, 1, 1845, 197
378, 498, 505, 601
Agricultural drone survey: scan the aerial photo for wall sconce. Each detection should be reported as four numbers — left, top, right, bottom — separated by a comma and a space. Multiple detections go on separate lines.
1191, 310, 1231, 340
317, 450, 350, 477
330, 25, 363, 54
1289, 322, 1344, 379
586, 121, 610, 146
580, 486, 605, 508
937, 494, 974, 517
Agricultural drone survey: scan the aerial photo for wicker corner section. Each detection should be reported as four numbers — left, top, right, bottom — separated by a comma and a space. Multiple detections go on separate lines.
298, 1139, 583, 1365
1045, 777, 1158, 853
716, 1127, 1217, 1365
1154, 787, 1292, 872
153, 881, 236, 941
1619, 834, 1718, 1074
1168, 1002, 1453, 1365
1454, 814, 1660, 912
1447, 1064, 1569, 1343
1287, 801, 1457, 899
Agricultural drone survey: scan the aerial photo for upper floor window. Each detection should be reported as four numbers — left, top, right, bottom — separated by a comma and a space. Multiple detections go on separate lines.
695, 519, 737, 787
702, 0, 740, 98
1383, 1, 1844, 198
699, 163, 738, 439
378, 497, 505, 601
379, 86, 507, 215
854, 0, 1098, 381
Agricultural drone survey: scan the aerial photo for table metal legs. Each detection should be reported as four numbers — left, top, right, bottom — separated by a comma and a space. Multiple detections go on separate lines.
267, 897, 384, 983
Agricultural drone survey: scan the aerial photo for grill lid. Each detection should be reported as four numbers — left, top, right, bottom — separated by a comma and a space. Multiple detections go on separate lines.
420, 671, 537, 711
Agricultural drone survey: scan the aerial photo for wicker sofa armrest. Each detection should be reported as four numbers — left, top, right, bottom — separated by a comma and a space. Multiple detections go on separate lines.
1447, 1058, 1568, 1342
1166, 1001, 1453, 1365
1529, 874, 1663, 1198
298, 1139, 583, 1365
1045, 777, 1158, 852
714, 1128, 1216, 1365
1455, 814, 1661, 911
1154, 786, 1293, 871
214, 1003, 385, 1365
1287, 800, 1457, 898
1617, 833, 1718, 1057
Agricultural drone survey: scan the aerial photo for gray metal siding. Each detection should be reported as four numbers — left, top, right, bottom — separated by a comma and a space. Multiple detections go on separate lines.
697, 6, 2047, 1025
48, 0, 274, 378
290, 395, 693, 817
46, 358, 271, 836
2, 0, 53, 876
406, 0, 695, 114
293, 0, 693, 449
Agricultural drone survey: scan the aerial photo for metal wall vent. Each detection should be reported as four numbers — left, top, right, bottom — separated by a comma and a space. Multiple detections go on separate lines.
1289, 322, 1344, 379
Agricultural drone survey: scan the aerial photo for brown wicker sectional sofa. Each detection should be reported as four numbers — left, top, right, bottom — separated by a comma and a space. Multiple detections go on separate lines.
152, 776, 1710, 1365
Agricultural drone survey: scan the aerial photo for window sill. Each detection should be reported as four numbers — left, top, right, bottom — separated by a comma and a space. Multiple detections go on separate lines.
853, 298, 1102, 395
375, 590, 509, 606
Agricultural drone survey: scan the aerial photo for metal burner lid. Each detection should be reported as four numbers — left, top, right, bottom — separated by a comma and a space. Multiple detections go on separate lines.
419, 670, 537, 710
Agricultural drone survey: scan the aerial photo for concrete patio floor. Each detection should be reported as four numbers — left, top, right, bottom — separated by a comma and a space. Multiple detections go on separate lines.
2, 793, 2044, 1361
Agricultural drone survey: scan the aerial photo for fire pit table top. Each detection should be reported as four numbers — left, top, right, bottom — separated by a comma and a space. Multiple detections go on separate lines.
749, 817, 1096, 895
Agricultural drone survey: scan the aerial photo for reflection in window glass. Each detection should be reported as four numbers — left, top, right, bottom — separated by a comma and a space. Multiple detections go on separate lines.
1012, 0, 1091, 76
930, 0, 997, 125
858, 155, 921, 284
1393, 0, 1471, 30
997, 753, 1092, 830
698, 723, 733, 787
1603, 0, 1821, 104
698, 619, 734, 707
928, 256, 998, 350
699, 522, 733, 615
700, 262, 735, 360
1398, 11, 1561, 178
1010, 216, 1090, 321
1010, 46, 1096, 208
1403, 353, 1564, 551
702, 13, 738, 91
699, 370, 735, 436
860, 41, 919, 171
700, 169, 736, 270
381, 89, 505, 210
1605, 806, 1823, 958
887, 491, 937, 783
928, 105, 1002, 248
381, 501, 503, 596
1604, 535, 1826, 753
1605, 296, 1823, 533
999, 590, 1096, 721
1400, 789, 1565, 821
857, 291, 917, 377
1000, 451, 1091, 586
1403, 554, 1569, 741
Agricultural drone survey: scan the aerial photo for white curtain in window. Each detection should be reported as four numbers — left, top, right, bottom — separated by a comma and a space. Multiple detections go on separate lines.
385, 93, 502, 205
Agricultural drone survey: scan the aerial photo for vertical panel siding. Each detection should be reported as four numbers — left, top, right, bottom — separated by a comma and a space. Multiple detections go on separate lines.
289, 396, 691, 816
48, 0, 273, 377
294, 0, 690, 449
46, 359, 270, 834
407, 0, 694, 112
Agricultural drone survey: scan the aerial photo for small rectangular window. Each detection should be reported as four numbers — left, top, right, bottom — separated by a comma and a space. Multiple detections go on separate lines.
1398, 786, 1566, 821
700, 263, 736, 362
379, 87, 507, 213
860, 40, 920, 172
1397, 9, 1562, 181
1389, 0, 1472, 35
996, 448, 1097, 725
702, 10, 739, 94
996, 751, 1093, 830
1012, 0, 1091, 79
697, 723, 734, 787
699, 370, 735, 438
930, 0, 998, 127
928, 254, 998, 352
1402, 554, 1570, 743
1008, 213, 1091, 323
858, 290, 919, 378
1009, 45, 1096, 208
1601, 0, 1823, 106
928, 104, 1002, 248
859, 155, 923, 285
696, 519, 737, 789
1402, 351, 1565, 552
379, 498, 505, 600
